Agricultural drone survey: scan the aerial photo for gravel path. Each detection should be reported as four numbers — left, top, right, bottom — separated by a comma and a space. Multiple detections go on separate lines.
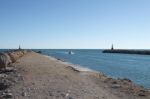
8, 52, 150, 99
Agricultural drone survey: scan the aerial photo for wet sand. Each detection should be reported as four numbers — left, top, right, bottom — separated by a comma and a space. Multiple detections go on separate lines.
9, 52, 150, 99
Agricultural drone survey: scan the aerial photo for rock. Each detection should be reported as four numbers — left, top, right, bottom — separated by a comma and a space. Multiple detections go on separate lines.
3, 93, 13, 98
49, 92, 53, 96
22, 50, 27, 54
65, 93, 69, 97
138, 90, 147, 96
60, 93, 65, 97
0, 74, 8, 78
22, 92, 27, 97
3, 67, 16, 73
111, 81, 118, 84
5, 89, 11, 93
104, 77, 113, 83
8, 52, 19, 63
0, 53, 12, 70
138, 92, 146, 96
5, 53, 12, 65
0, 82, 9, 90
7, 50, 28, 63
111, 84, 121, 88
69, 96, 74, 99
121, 78, 132, 83
36, 51, 42, 54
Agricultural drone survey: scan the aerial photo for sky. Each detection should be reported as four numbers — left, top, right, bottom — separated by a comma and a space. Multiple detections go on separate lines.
0, 0, 150, 49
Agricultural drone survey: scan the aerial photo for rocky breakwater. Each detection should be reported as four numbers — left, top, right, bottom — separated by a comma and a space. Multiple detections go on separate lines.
103, 49, 150, 55
86, 72, 150, 98
0, 50, 28, 98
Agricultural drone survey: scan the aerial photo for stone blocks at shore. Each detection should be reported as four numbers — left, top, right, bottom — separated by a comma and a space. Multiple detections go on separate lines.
0, 50, 28, 70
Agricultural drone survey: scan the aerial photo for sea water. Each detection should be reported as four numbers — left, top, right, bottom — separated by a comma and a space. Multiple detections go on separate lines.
1, 49, 150, 88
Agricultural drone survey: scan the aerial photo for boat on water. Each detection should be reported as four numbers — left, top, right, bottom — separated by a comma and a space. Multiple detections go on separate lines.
68, 51, 75, 55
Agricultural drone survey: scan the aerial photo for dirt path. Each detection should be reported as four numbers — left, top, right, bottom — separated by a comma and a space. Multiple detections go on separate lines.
10, 52, 150, 99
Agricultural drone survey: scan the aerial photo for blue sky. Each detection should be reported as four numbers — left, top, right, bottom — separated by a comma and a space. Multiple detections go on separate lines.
0, 0, 150, 49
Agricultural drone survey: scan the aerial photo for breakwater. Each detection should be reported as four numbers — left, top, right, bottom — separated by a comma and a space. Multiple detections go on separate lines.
0, 49, 28, 70
103, 49, 150, 55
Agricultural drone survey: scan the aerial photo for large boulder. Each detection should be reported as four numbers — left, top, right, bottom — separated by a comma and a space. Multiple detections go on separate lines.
8, 50, 27, 63
0, 53, 12, 70
6, 50, 28, 63
8, 52, 20, 63
22, 50, 27, 54
5, 53, 12, 64
15, 51, 23, 57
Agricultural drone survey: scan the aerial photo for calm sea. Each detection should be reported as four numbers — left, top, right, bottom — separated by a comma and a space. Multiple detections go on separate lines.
1, 49, 150, 89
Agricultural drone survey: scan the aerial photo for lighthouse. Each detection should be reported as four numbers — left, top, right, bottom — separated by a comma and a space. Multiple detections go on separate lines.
111, 44, 114, 50
19, 45, 21, 50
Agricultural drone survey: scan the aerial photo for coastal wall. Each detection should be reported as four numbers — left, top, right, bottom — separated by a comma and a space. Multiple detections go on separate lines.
0, 49, 28, 70
103, 49, 150, 55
